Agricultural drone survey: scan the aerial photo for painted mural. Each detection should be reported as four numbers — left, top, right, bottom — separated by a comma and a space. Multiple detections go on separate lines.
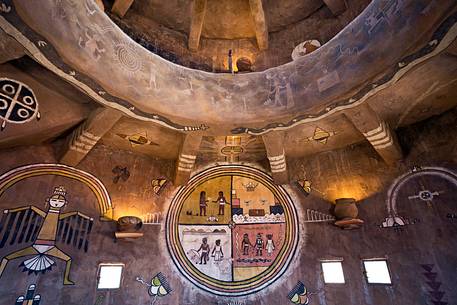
0, 78, 41, 131
136, 272, 172, 305
166, 165, 299, 296
14, 284, 41, 305
0, 163, 111, 286
288, 281, 309, 305
0, 186, 93, 285
381, 167, 457, 229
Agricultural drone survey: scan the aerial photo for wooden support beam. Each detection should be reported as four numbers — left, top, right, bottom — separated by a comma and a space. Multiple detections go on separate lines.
111, 0, 134, 18
249, 0, 268, 50
322, 0, 347, 16
346, 104, 402, 165
262, 131, 288, 184
174, 134, 203, 185
188, 0, 207, 51
60, 108, 122, 166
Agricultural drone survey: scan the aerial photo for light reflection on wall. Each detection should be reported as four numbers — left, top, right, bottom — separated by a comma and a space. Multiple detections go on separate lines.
315, 174, 383, 203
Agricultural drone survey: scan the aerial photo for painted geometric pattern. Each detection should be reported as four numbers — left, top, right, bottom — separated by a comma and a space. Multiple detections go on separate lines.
166, 165, 299, 296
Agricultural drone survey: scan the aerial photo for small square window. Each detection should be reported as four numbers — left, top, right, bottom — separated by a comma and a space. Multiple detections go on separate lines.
97, 264, 124, 289
363, 259, 392, 284
321, 261, 345, 284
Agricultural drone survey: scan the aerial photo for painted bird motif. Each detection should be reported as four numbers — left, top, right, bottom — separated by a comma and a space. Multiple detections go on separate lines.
0, 186, 93, 285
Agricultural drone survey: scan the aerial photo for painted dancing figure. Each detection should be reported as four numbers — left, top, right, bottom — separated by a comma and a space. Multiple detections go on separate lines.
0, 186, 93, 285
241, 233, 253, 255
255, 233, 264, 256
214, 191, 228, 216
199, 191, 208, 216
211, 239, 224, 261
266, 234, 275, 256
197, 237, 210, 264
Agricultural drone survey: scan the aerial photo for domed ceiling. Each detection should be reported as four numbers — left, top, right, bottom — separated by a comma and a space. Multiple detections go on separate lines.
0, 0, 456, 187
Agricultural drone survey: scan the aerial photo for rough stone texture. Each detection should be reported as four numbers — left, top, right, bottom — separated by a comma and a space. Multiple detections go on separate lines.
0, 107, 455, 305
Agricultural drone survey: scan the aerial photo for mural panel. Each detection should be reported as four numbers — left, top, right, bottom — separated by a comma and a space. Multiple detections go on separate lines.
0, 163, 111, 286
167, 165, 299, 296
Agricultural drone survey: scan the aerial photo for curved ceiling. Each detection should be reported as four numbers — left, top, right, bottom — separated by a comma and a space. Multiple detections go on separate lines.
4, 0, 457, 134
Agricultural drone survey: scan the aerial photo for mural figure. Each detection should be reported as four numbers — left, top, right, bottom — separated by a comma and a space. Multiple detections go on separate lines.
196, 237, 210, 265
421, 264, 447, 305
0, 78, 41, 131
199, 191, 208, 216
211, 239, 224, 262
14, 284, 41, 305
0, 186, 93, 285
264, 72, 294, 109
151, 178, 167, 195
136, 273, 172, 305
242, 233, 252, 255
287, 281, 309, 305
266, 234, 275, 256
254, 233, 264, 256
112, 166, 130, 184
214, 191, 228, 216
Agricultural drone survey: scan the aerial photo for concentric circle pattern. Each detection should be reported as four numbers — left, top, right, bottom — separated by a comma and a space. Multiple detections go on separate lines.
166, 165, 299, 296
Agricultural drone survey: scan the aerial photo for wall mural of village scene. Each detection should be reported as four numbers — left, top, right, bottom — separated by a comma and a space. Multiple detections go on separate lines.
176, 173, 287, 283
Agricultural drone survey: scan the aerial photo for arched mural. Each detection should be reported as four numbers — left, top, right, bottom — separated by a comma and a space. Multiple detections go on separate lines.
0, 163, 111, 286
381, 166, 457, 228
0, 163, 112, 218
166, 165, 299, 296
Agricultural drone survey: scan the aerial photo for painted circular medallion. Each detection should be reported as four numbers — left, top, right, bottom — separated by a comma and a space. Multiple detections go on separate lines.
166, 165, 299, 296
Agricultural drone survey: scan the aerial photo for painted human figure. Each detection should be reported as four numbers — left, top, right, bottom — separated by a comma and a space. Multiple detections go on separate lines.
0, 186, 92, 285
211, 239, 224, 262
266, 234, 275, 256
197, 237, 210, 264
255, 233, 264, 256
241, 233, 253, 255
214, 191, 228, 216
199, 191, 208, 216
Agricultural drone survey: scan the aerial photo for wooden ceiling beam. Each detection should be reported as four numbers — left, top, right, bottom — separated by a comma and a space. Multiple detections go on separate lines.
60, 108, 122, 167
346, 104, 402, 165
249, 0, 268, 50
111, 0, 135, 18
262, 131, 288, 184
188, 0, 207, 51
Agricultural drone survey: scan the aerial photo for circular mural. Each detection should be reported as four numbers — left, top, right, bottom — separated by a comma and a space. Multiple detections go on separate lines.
166, 165, 299, 296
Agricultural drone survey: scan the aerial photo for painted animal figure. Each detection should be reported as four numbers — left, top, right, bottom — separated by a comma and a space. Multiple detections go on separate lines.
0, 186, 93, 285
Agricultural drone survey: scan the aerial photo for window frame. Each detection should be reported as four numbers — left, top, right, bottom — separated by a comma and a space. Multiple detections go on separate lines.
320, 259, 346, 285
362, 258, 393, 285
96, 263, 125, 290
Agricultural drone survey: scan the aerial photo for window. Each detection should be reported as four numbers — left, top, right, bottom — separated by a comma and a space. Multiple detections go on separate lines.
321, 261, 345, 284
363, 259, 392, 284
97, 264, 124, 289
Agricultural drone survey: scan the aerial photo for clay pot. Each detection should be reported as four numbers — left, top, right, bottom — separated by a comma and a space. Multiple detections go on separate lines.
236, 57, 253, 72
333, 198, 358, 220
117, 216, 143, 232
